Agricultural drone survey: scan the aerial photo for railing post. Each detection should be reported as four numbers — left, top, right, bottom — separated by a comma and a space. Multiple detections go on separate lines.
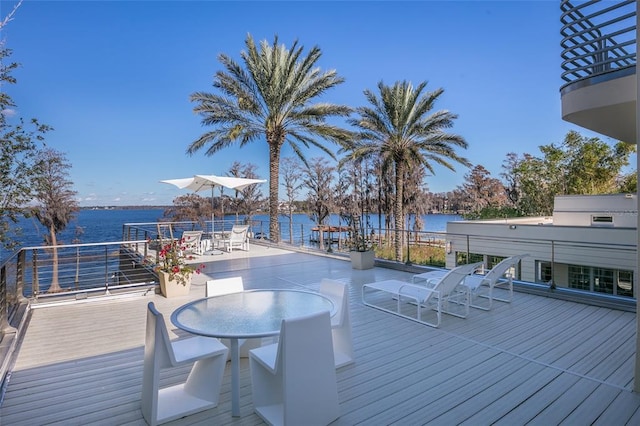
550, 240, 556, 290
143, 231, 149, 258
466, 235, 470, 265
300, 224, 304, 248
105, 246, 111, 295
405, 229, 412, 265
32, 250, 39, 299
16, 249, 27, 303
0, 264, 17, 339
74, 246, 80, 290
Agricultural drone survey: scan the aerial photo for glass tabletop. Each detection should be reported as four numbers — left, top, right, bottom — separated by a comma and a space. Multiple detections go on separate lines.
171, 289, 335, 339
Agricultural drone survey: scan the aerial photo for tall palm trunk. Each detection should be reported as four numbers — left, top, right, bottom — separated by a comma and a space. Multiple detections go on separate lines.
394, 161, 404, 261
48, 224, 62, 293
269, 144, 281, 242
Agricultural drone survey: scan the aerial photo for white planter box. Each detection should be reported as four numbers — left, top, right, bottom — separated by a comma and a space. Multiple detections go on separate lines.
349, 250, 375, 270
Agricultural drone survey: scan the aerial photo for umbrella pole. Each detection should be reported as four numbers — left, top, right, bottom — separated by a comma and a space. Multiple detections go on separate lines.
205, 187, 223, 255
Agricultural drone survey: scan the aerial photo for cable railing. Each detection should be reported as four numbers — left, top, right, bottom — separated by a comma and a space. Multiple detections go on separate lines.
0, 215, 636, 398
0, 220, 636, 343
560, 0, 636, 87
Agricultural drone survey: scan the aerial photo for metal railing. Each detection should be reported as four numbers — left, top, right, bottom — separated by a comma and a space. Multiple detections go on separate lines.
1, 240, 157, 301
0, 218, 637, 386
560, 0, 636, 86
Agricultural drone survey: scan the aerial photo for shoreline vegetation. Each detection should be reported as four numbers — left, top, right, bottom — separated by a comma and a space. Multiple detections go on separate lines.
75, 205, 462, 215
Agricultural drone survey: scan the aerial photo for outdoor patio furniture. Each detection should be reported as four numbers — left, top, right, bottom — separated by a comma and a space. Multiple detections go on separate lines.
463, 253, 529, 308
249, 310, 340, 426
413, 254, 529, 310
221, 225, 249, 252
319, 278, 355, 368
205, 277, 264, 357
141, 302, 228, 426
180, 230, 203, 255
172, 289, 334, 417
362, 262, 484, 328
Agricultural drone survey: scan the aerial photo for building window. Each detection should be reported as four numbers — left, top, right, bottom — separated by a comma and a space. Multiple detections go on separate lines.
593, 268, 614, 294
569, 265, 591, 291
591, 215, 613, 225
537, 261, 552, 283
617, 270, 634, 297
456, 252, 484, 266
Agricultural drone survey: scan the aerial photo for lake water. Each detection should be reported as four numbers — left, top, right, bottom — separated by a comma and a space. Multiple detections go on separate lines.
2, 209, 462, 261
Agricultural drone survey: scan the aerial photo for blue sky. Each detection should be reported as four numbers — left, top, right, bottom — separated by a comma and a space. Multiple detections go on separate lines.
2, 0, 629, 207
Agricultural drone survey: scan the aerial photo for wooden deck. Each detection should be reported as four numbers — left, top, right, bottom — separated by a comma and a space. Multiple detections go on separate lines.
1, 244, 639, 425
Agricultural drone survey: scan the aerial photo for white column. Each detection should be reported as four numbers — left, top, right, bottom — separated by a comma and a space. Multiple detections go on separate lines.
634, 0, 640, 394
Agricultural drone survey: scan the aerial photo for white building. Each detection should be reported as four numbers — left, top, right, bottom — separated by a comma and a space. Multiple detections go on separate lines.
445, 194, 637, 298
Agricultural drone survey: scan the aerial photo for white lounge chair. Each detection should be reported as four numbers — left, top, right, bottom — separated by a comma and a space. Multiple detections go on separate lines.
141, 302, 228, 426
461, 254, 529, 310
319, 278, 355, 369
249, 310, 340, 426
222, 225, 249, 252
362, 262, 484, 328
180, 230, 203, 255
413, 254, 528, 310
205, 277, 263, 357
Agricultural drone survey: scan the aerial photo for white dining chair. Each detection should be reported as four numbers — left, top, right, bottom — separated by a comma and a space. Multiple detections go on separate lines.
141, 302, 228, 426
319, 278, 355, 368
249, 310, 340, 426
205, 277, 264, 356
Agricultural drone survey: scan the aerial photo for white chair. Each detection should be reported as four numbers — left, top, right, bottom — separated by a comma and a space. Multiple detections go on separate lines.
249, 310, 340, 426
362, 262, 483, 328
222, 225, 249, 252
413, 254, 528, 311
205, 277, 263, 357
180, 230, 203, 255
461, 254, 529, 310
319, 278, 354, 368
141, 302, 228, 426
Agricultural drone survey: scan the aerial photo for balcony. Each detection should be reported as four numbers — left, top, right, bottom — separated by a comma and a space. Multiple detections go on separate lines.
560, 0, 636, 143
1, 245, 639, 423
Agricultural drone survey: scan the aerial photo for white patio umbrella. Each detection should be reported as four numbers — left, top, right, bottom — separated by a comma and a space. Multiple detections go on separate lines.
161, 174, 266, 253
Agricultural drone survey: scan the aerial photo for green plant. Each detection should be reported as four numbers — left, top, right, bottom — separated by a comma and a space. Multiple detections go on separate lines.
349, 215, 373, 252
152, 238, 204, 285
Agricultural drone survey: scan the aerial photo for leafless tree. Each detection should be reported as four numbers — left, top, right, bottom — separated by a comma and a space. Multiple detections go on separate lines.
302, 157, 336, 226
280, 157, 303, 244
32, 148, 78, 293
163, 193, 211, 228
227, 162, 264, 223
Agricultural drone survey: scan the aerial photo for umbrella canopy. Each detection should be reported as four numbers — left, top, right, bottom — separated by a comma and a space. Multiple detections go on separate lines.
161, 174, 265, 193
160, 174, 266, 238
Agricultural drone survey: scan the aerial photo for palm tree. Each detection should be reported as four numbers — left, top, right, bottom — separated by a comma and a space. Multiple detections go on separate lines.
188, 34, 352, 242
346, 80, 470, 261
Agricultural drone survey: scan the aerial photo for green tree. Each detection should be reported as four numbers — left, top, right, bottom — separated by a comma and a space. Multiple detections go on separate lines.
563, 131, 635, 194
32, 148, 78, 293
346, 80, 469, 261
502, 131, 635, 216
188, 34, 352, 242
618, 171, 637, 193
0, 33, 50, 250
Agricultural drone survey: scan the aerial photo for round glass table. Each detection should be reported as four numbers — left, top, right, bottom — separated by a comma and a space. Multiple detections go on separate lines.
171, 289, 334, 417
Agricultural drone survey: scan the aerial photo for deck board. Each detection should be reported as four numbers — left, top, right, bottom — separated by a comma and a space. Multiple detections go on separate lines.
1, 245, 638, 425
